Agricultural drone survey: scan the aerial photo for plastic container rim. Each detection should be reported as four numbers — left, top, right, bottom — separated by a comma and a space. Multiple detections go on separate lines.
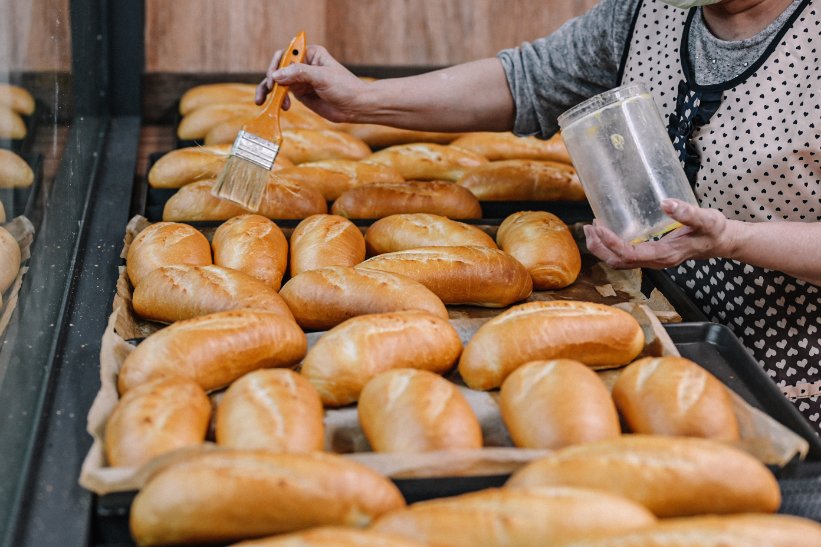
557, 83, 652, 131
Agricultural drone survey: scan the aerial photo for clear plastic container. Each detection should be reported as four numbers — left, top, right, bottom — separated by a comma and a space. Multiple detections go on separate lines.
558, 83, 698, 243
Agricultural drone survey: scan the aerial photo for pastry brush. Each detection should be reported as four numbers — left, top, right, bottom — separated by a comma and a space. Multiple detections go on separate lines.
212, 31, 307, 211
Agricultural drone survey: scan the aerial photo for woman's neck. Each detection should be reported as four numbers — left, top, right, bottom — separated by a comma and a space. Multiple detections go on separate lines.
703, 0, 795, 40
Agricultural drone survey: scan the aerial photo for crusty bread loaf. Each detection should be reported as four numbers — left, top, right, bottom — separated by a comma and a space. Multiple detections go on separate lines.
371, 487, 656, 547
215, 369, 324, 452
203, 107, 334, 146
179, 83, 257, 115
277, 160, 404, 200
280, 129, 371, 164
337, 123, 463, 148
126, 222, 212, 287
0, 83, 36, 115
104, 376, 210, 468
458, 159, 585, 201
612, 356, 740, 441
289, 214, 366, 276
212, 214, 289, 290
451, 131, 572, 163
280, 267, 447, 330
301, 311, 462, 407
118, 310, 307, 394
130, 450, 405, 546
358, 368, 482, 452
132, 265, 294, 323
177, 102, 261, 140
496, 211, 581, 290
365, 213, 496, 255
0, 106, 26, 140
0, 226, 21, 294
367, 143, 487, 181
459, 300, 645, 389
357, 246, 532, 307
500, 360, 621, 449
332, 181, 482, 220
0, 149, 34, 188
233, 527, 428, 547
203, 115, 251, 146
162, 178, 327, 222
506, 435, 781, 518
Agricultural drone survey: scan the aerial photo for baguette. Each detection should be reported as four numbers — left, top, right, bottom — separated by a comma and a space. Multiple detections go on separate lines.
496, 211, 581, 290
130, 450, 405, 546
0, 83, 36, 115
458, 159, 585, 201
500, 360, 621, 449
289, 214, 366, 276
371, 487, 656, 547
215, 369, 324, 453
332, 181, 482, 220
506, 435, 781, 518
337, 123, 463, 148
117, 309, 307, 394
612, 356, 740, 441
357, 246, 532, 307
203, 108, 334, 146
177, 102, 261, 140
103, 376, 210, 468
301, 311, 462, 407
277, 160, 404, 200
279, 266, 448, 330
367, 143, 487, 181
358, 368, 482, 452
365, 213, 497, 255
179, 83, 257, 115
0, 106, 26, 140
0, 226, 21, 293
233, 527, 428, 547
0, 149, 34, 188
126, 222, 212, 287
281, 129, 371, 164
212, 214, 289, 290
132, 265, 294, 323
458, 300, 644, 389
451, 131, 572, 163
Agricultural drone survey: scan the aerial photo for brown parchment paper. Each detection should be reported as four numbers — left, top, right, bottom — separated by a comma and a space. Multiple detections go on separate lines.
0, 215, 34, 340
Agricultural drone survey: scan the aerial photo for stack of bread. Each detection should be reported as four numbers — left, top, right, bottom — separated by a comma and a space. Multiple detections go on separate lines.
0, 83, 35, 140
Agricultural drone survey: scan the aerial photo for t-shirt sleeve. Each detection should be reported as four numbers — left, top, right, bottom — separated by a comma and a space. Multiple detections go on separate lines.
498, 0, 641, 138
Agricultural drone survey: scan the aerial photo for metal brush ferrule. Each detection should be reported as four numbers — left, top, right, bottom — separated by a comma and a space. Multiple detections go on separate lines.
231, 130, 280, 170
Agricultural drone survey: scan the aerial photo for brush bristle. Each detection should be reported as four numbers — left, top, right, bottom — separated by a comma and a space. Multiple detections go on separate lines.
212, 156, 269, 211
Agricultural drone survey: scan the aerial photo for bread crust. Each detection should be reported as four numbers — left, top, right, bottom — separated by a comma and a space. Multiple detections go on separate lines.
277, 160, 404, 200
365, 213, 497, 255
458, 159, 585, 201
332, 181, 482, 220
367, 143, 487, 181
289, 214, 366, 276
0, 149, 34, 188
212, 214, 289, 290
126, 222, 212, 287
451, 131, 572, 163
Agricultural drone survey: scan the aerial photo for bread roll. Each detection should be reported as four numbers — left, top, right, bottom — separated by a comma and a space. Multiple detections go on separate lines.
203, 115, 251, 146
332, 181, 482, 220
0, 149, 34, 188
359, 368, 482, 452
458, 159, 585, 201
162, 178, 327, 222
459, 300, 644, 389
612, 356, 740, 441
371, 487, 656, 547
281, 129, 371, 164
104, 376, 210, 468
289, 214, 366, 276
496, 211, 581, 290
337, 123, 463, 148
365, 213, 497, 255
367, 143, 487, 181
451, 131, 572, 163
0, 83, 36, 115
130, 450, 405, 546
179, 83, 257, 115
177, 102, 261, 140
277, 160, 404, 200
212, 214, 288, 289
126, 222, 212, 287
118, 310, 307, 394
0, 226, 21, 293
301, 311, 462, 406
132, 265, 293, 323
280, 267, 448, 330
203, 108, 333, 146
215, 369, 324, 452
0, 200, 5, 223
507, 435, 781, 518
233, 527, 428, 547
0, 106, 26, 140
357, 246, 532, 307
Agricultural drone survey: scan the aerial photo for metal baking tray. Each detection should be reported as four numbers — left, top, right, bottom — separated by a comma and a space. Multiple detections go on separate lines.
0, 153, 43, 224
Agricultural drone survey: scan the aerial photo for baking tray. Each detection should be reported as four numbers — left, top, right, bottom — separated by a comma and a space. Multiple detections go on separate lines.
0, 153, 44, 224
0, 100, 43, 154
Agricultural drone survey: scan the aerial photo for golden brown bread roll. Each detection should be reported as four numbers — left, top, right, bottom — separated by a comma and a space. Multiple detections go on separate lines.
0, 83, 35, 115
279, 266, 448, 330
277, 160, 404, 200
177, 102, 261, 140
104, 376, 210, 468
367, 143, 487, 181
203, 115, 251, 146
0, 149, 34, 188
281, 128, 371, 164
458, 159, 585, 201
0, 200, 5, 223
0, 106, 26, 140
451, 131, 572, 163
365, 213, 497, 255
132, 265, 294, 323
301, 311, 462, 407
162, 178, 327, 222
459, 300, 645, 390
212, 214, 289, 290
337, 123, 463, 148
496, 211, 581, 290
371, 487, 656, 547
357, 246, 532, 307
117, 310, 307, 394
126, 222, 212, 287
0, 226, 21, 294
289, 214, 366, 276
179, 83, 257, 115
358, 368, 482, 452
612, 356, 740, 441
232, 527, 428, 547
203, 108, 334, 146
332, 181, 482, 220
500, 359, 621, 449
215, 369, 324, 452
130, 450, 405, 546
506, 435, 781, 518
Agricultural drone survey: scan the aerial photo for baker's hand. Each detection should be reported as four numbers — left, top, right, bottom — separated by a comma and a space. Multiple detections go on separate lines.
255, 44, 367, 122
583, 199, 741, 269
